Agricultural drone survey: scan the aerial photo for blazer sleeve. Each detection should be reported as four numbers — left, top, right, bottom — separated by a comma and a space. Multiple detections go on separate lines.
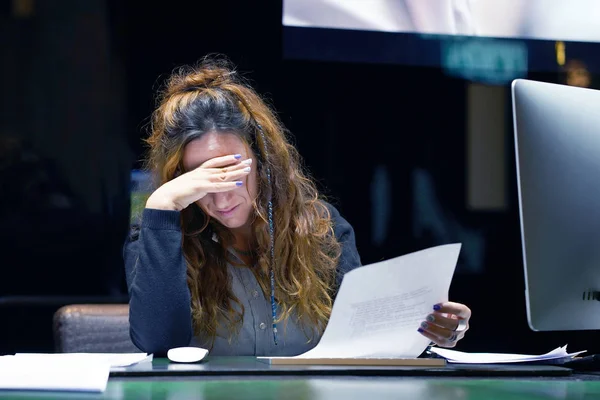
324, 201, 362, 285
123, 208, 193, 354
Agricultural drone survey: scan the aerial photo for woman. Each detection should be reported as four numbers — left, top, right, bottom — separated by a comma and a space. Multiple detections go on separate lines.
124, 55, 471, 356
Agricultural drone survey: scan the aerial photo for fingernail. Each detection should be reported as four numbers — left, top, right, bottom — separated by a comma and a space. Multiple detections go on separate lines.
236, 181, 243, 186
420, 322, 428, 329
234, 154, 242, 159
433, 304, 441, 311
417, 328, 424, 333
242, 159, 253, 165
243, 167, 251, 172
426, 314, 435, 323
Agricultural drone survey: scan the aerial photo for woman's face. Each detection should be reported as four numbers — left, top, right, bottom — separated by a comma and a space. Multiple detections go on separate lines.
182, 131, 258, 231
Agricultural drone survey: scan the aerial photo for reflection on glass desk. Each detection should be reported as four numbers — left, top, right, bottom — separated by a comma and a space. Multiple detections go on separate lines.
2, 377, 600, 400
1, 357, 600, 400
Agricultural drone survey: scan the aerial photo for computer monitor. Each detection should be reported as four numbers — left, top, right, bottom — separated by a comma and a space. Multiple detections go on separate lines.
130, 170, 153, 224
283, 0, 600, 77
512, 78, 600, 331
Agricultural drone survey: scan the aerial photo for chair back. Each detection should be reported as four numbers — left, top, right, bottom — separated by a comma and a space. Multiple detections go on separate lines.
53, 304, 138, 353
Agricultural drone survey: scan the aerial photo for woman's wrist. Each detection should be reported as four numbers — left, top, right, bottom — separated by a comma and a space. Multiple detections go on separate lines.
145, 193, 180, 211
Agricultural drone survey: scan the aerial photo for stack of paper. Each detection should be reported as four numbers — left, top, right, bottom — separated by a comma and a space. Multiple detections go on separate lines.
14, 352, 152, 368
258, 243, 462, 365
0, 353, 150, 393
429, 345, 586, 364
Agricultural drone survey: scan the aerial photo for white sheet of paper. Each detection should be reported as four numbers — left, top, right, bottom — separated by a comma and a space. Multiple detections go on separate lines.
430, 344, 587, 364
0, 355, 110, 392
14, 352, 152, 368
291, 243, 462, 359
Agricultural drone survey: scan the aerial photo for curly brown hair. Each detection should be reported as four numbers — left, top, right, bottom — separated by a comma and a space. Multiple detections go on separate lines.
143, 54, 341, 345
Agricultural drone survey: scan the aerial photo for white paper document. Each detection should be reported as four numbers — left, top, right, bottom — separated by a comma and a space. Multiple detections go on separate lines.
262, 243, 462, 360
0, 355, 110, 393
0, 353, 151, 393
14, 352, 152, 368
430, 344, 587, 364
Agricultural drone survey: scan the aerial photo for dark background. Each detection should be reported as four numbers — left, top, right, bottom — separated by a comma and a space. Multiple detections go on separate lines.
1, 0, 599, 356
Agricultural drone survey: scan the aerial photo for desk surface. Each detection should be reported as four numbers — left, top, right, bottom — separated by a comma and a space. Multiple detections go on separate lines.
110, 357, 574, 378
2, 358, 600, 400
2, 376, 600, 400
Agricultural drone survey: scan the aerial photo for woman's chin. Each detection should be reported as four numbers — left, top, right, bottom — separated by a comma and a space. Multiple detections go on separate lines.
215, 215, 250, 230
220, 220, 244, 229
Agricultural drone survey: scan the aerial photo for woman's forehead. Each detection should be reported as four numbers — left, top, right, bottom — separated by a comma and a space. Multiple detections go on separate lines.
182, 132, 250, 170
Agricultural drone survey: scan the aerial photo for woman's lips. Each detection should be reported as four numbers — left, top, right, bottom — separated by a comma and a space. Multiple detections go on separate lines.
217, 205, 239, 217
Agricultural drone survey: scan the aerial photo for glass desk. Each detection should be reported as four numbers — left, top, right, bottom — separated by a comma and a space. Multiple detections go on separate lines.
1, 357, 600, 400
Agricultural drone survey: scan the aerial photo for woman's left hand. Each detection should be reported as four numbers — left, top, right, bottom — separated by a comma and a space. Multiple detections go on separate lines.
418, 301, 471, 347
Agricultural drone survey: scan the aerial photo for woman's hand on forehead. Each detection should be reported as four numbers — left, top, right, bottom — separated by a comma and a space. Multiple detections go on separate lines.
146, 154, 252, 211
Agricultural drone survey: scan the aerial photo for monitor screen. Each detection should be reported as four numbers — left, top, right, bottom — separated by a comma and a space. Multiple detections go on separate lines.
283, 0, 600, 82
130, 170, 153, 224
512, 79, 600, 331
